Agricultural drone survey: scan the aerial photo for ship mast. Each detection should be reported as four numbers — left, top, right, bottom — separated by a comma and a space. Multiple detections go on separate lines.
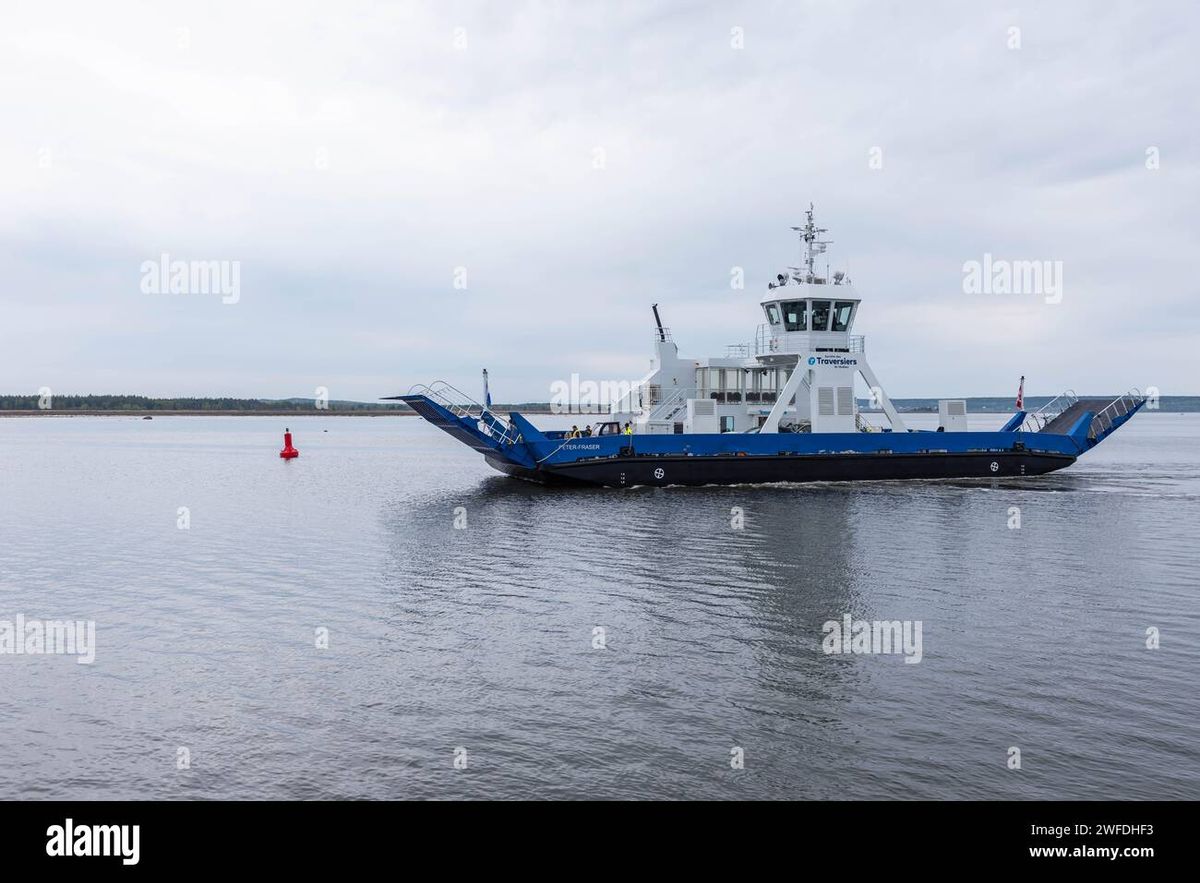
790, 203, 832, 282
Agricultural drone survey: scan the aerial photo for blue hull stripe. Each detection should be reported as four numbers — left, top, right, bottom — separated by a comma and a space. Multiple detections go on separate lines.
398, 395, 1145, 480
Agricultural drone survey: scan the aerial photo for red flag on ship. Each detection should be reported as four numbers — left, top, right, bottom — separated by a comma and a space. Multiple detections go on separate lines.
1016, 376, 1025, 411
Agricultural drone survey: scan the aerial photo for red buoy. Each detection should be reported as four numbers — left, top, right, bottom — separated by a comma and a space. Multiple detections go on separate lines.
280, 428, 299, 459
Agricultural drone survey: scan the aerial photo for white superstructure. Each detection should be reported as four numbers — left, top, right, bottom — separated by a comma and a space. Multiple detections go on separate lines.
612, 205, 911, 436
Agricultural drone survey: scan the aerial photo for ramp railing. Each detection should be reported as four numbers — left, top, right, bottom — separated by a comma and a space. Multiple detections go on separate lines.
408, 381, 519, 445
1020, 389, 1078, 433
1088, 388, 1145, 441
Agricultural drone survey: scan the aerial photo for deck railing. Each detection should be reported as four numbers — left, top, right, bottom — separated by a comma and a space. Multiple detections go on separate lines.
647, 387, 698, 422
408, 381, 519, 445
726, 326, 865, 357
1089, 388, 1144, 440
1019, 389, 1078, 433
643, 386, 786, 422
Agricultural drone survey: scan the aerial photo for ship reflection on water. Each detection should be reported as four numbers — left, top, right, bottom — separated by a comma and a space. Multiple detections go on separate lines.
376, 456, 1192, 798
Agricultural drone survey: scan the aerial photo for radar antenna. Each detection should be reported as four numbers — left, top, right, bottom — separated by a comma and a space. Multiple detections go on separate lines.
789, 203, 833, 282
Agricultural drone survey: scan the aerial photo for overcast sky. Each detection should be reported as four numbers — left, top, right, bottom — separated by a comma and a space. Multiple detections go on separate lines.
1, 1, 1196, 402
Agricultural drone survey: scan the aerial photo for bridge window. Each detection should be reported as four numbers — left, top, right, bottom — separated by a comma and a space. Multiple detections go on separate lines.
832, 301, 855, 332
782, 300, 806, 331
765, 303, 781, 325
810, 300, 831, 331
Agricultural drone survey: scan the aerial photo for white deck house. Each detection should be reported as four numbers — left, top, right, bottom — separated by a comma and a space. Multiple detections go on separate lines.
612, 206, 910, 435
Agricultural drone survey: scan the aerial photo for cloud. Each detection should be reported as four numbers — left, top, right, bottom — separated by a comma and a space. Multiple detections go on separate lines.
0, 0, 1195, 399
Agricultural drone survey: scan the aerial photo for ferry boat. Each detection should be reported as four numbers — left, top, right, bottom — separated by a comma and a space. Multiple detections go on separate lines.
394, 207, 1145, 487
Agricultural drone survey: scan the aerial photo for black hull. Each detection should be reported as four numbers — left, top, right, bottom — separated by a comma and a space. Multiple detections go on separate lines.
488, 451, 1075, 488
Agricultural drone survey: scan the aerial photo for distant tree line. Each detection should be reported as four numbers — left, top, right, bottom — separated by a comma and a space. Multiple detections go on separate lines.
0, 395, 411, 412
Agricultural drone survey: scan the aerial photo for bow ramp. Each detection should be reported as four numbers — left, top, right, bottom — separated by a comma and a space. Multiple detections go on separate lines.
387, 382, 536, 469
1021, 389, 1147, 451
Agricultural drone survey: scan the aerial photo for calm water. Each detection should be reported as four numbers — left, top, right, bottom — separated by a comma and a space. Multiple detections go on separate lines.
0, 412, 1197, 800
